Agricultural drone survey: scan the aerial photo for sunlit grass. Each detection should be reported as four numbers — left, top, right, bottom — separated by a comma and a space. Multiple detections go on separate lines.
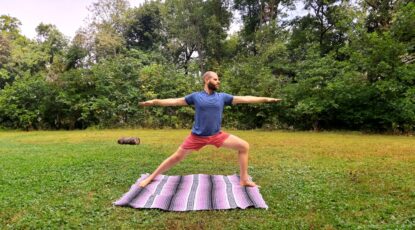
1, 129, 414, 229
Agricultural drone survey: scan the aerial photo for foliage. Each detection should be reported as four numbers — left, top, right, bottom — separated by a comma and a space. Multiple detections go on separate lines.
123, 1, 165, 51
233, 0, 295, 53
0, 15, 21, 35
162, 0, 232, 73
0, 0, 414, 133
0, 74, 54, 130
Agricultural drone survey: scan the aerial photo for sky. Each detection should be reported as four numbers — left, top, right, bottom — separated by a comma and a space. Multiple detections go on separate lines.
1, 0, 308, 40
0, 0, 144, 39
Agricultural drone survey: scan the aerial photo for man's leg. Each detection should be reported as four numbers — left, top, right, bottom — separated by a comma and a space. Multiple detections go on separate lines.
139, 147, 193, 187
221, 135, 257, 187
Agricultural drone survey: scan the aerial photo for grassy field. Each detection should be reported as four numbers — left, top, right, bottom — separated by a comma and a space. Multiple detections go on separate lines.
1, 129, 414, 229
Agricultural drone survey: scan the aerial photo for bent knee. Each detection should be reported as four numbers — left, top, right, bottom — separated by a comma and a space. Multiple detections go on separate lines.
239, 141, 249, 152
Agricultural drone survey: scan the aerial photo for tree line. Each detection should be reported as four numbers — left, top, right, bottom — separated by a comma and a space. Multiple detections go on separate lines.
0, 0, 414, 133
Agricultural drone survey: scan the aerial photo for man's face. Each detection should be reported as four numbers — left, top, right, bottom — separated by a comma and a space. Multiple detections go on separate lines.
207, 75, 220, 91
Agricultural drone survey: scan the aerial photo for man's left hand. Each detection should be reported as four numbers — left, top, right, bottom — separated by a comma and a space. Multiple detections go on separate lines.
267, 98, 283, 103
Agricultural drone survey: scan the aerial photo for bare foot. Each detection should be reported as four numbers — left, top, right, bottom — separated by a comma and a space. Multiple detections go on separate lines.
240, 180, 258, 187
138, 178, 152, 188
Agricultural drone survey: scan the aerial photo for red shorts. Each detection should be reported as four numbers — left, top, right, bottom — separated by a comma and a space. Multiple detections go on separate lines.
181, 131, 230, 151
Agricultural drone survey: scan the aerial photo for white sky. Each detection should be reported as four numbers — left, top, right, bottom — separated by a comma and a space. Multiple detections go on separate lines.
0, 0, 307, 40
0, 0, 144, 39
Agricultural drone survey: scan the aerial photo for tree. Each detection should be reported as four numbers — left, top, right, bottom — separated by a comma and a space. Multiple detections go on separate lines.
123, 1, 165, 51
363, 0, 396, 33
94, 24, 125, 59
0, 34, 12, 89
8, 36, 48, 77
35, 23, 68, 65
0, 0, 414, 132
163, 0, 232, 73
0, 15, 23, 88
391, 2, 415, 60
0, 15, 21, 36
65, 31, 89, 70
289, 0, 354, 57
88, 0, 129, 33
0, 73, 54, 130
83, 0, 130, 61
233, 0, 295, 53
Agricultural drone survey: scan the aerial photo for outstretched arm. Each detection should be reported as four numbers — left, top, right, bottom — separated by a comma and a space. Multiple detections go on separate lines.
232, 96, 282, 105
139, 97, 187, 107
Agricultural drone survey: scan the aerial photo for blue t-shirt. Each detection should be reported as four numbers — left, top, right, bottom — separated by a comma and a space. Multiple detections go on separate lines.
185, 91, 234, 136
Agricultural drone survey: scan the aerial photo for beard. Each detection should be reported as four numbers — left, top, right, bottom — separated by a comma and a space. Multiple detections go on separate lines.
208, 82, 218, 91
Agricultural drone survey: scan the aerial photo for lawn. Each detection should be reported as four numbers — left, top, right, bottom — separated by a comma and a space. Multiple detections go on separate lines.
1, 129, 414, 229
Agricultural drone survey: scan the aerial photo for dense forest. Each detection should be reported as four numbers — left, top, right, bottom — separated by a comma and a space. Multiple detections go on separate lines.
0, 0, 413, 132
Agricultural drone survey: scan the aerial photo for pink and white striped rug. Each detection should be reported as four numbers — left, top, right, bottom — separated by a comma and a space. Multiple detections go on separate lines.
113, 174, 268, 211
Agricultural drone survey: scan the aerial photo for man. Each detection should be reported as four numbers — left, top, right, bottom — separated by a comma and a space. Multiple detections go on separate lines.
138, 71, 282, 187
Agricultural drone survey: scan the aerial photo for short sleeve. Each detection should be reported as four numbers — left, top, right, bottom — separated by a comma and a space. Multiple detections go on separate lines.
185, 92, 196, 105
221, 93, 234, 106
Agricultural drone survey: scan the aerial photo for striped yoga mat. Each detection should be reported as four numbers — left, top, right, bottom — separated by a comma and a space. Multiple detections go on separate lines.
114, 174, 268, 211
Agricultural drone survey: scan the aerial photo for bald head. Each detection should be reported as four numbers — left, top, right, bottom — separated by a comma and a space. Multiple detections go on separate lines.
202, 71, 218, 82
202, 71, 220, 92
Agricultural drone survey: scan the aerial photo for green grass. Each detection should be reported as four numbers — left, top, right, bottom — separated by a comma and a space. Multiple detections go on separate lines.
1, 129, 414, 229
